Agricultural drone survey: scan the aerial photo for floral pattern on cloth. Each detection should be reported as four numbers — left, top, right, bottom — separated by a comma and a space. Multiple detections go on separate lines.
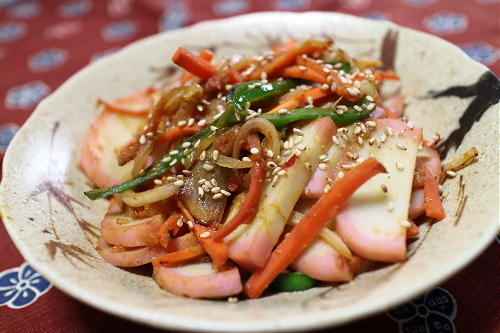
0, 263, 51, 309
0, 122, 19, 153
387, 287, 457, 333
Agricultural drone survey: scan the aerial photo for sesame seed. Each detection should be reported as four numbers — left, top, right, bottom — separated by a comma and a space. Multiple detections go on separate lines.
354, 126, 362, 135
357, 137, 364, 145
387, 202, 394, 212
228, 297, 238, 303
319, 154, 327, 161
199, 231, 211, 238
242, 156, 252, 162
210, 179, 217, 187
318, 163, 327, 170
400, 220, 412, 228
173, 180, 184, 187
145, 132, 154, 138
321, 84, 329, 90
366, 95, 374, 102
197, 119, 207, 126
177, 120, 187, 127
267, 161, 277, 168
211, 186, 221, 193
304, 162, 311, 170
407, 121, 414, 129
326, 177, 334, 184
385, 127, 395, 137
202, 184, 210, 193
199, 151, 206, 161
298, 65, 307, 71
169, 160, 177, 167
396, 143, 407, 150
366, 103, 376, 111
278, 109, 289, 114
181, 141, 191, 148
210, 125, 218, 131
213, 193, 223, 200
271, 174, 279, 186
153, 179, 162, 185
353, 105, 363, 112
337, 171, 345, 178
380, 134, 387, 143
272, 167, 282, 176
198, 187, 204, 197
139, 135, 146, 144
306, 96, 314, 105
167, 176, 176, 182
283, 141, 289, 150
203, 163, 214, 171
221, 189, 231, 196
266, 149, 274, 158
170, 150, 179, 155
162, 156, 171, 163
332, 136, 340, 145
194, 139, 201, 148
196, 105, 204, 112
346, 87, 360, 96
326, 75, 333, 82
446, 170, 457, 177
225, 84, 233, 90
341, 164, 353, 170
322, 67, 331, 73
176, 219, 184, 227
396, 161, 404, 171
182, 169, 192, 175
296, 144, 306, 151
212, 150, 219, 161
368, 138, 376, 145
198, 178, 206, 185
187, 118, 195, 126
293, 128, 304, 135
277, 170, 286, 176
360, 123, 367, 133
187, 221, 194, 229
366, 120, 377, 127
250, 148, 259, 155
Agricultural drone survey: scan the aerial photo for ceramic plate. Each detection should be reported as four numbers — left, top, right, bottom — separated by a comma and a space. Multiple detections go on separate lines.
1, 12, 498, 332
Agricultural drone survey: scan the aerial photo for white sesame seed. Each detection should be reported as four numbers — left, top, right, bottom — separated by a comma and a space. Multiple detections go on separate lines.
210, 125, 218, 131
250, 148, 259, 155
242, 156, 252, 162
272, 167, 282, 176
211, 186, 221, 193
162, 156, 171, 163
177, 120, 187, 127
198, 187, 204, 197
181, 141, 191, 148
318, 163, 327, 170
368, 138, 376, 145
221, 189, 231, 196
321, 84, 329, 90
266, 149, 274, 158
197, 105, 204, 112
203, 163, 214, 171
212, 193, 223, 200
278, 109, 289, 114
337, 171, 345, 178
198, 178, 206, 185
277, 170, 286, 176
267, 161, 277, 168
304, 162, 311, 170
212, 150, 219, 161
366, 120, 377, 127
332, 135, 340, 145
174, 180, 184, 187
167, 176, 176, 182
366, 103, 376, 111
357, 137, 364, 145
225, 84, 233, 90
353, 105, 363, 112
202, 184, 210, 193
322, 67, 331, 73
210, 179, 217, 187
199, 151, 206, 161
346, 87, 360, 96
396, 143, 407, 150
296, 144, 306, 151
387, 202, 395, 212
306, 96, 314, 106
153, 179, 162, 185
407, 121, 414, 129
319, 154, 327, 161
145, 132, 154, 138
228, 297, 238, 303
366, 95, 374, 102
396, 161, 404, 171
194, 139, 201, 148
380, 134, 387, 143
182, 169, 192, 175
292, 128, 304, 135
260, 72, 267, 80
197, 119, 207, 126
298, 65, 307, 71
326, 75, 333, 82
199, 231, 211, 238
139, 135, 146, 144
176, 219, 184, 227
187, 221, 194, 229
385, 127, 395, 137
400, 220, 412, 228
169, 160, 177, 167
354, 126, 362, 135
170, 150, 179, 155
341, 164, 353, 170
446, 170, 457, 177
187, 118, 195, 127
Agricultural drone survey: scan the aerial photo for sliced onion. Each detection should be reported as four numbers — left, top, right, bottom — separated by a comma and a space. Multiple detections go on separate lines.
121, 183, 178, 207
131, 141, 154, 178
214, 155, 254, 169
232, 118, 280, 159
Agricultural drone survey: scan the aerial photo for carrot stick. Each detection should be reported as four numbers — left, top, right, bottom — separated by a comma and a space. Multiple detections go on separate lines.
266, 87, 330, 114
158, 214, 179, 247
175, 197, 195, 223
250, 40, 331, 80
282, 66, 328, 84
156, 126, 201, 145
172, 47, 217, 80
193, 225, 229, 269
155, 244, 206, 266
272, 38, 298, 55
212, 160, 266, 241
296, 56, 329, 78
244, 158, 386, 298
227, 68, 245, 84
423, 167, 446, 220
179, 49, 214, 84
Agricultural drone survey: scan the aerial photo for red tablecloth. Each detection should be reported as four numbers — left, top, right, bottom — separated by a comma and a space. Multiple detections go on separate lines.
0, 1, 499, 332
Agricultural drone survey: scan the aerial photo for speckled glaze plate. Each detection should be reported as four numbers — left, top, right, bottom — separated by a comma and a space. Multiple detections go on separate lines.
1, 12, 498, 332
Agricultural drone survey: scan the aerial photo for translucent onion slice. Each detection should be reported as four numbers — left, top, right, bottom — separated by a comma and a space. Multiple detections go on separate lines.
121, 183, 178, 207
232, 118, 280, 159
214, 155, 254, 169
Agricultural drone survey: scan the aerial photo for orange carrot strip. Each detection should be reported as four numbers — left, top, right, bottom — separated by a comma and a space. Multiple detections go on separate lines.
156, 126, 201, 145
250, 40, 331, 80
213, 160, 266, 241
296, 56, 329, 78
175, 197, 195, 222
227, 68, 245, 84
406, 220, 419, 238
267, 98, 301, 114
423, 167, 446, 220
282, 66, 328, 84
193, 225, 229, 269
155, 244, 206, 266
158, 214, 179, 247
178, 49, 215, 84
374, 70, 400, 81
244, 158, 386, 298
172, 47, 217, 80
266, 87, 330, 114
272, 38, 298, 55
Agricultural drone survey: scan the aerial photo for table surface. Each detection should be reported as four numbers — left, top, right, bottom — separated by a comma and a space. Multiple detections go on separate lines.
0, 1, 499, 332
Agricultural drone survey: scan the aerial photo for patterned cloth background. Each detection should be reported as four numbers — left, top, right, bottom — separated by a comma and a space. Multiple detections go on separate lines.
0, 0, 499, 332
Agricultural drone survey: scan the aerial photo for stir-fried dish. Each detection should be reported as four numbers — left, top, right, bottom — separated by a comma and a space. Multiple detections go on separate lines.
81, 38, 477, 300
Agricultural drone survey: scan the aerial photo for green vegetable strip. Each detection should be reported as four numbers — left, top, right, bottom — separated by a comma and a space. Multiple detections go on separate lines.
260, 96, 372, 128
270, 272, 317, 292
84, 79, 299, 200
